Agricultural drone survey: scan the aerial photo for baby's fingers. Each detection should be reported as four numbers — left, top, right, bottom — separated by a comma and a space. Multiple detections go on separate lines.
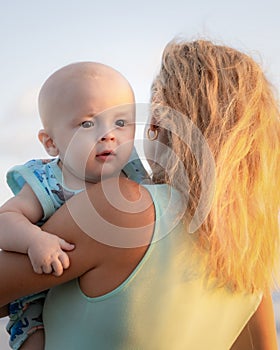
32, 264, 43, 275
59, 238, 75, 252
50, 260, 64, 277
42, 263, 55, 274
50, 252, 70, 276
59, 251, 71, 270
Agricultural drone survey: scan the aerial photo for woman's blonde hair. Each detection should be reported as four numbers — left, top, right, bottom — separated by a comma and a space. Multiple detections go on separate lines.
151, 39, 280, 292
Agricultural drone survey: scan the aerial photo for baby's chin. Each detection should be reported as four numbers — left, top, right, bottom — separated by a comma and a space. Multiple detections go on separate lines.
85, 170, 125, 183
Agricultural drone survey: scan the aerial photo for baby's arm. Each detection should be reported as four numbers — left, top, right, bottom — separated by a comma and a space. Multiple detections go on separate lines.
0, 184, 74, 276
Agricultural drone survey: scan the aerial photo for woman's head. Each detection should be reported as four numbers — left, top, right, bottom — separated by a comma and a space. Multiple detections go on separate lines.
149, 39, 280, 291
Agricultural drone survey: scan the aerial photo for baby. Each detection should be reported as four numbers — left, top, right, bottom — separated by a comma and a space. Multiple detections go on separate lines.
0, 62, 147, 349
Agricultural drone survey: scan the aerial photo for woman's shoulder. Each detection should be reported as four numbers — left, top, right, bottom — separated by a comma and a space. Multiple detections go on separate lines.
84, 180, 185, 239
63, 177, 156, 249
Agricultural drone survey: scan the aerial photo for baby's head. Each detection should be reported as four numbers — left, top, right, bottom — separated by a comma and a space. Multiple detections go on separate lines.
38, 62, 136, 186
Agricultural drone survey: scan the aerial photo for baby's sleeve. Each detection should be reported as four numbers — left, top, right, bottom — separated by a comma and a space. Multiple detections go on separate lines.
122, 147, 150, 183
6, 159, 57, 221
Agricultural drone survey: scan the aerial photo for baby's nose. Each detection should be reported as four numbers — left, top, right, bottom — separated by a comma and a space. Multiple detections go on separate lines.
100, 130, 115, 142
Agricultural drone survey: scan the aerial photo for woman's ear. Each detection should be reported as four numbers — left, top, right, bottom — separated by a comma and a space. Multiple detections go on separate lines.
149, 114, 160, 131
150, 124, 159, 132
38, 129, 59, 157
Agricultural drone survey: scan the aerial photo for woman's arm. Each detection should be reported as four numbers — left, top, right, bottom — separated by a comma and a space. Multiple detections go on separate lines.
249, 292, 278, 350
0, 221, 95, 306
231, 292, 278, 350
0, 178, 154, 306
0, 304, 9, 318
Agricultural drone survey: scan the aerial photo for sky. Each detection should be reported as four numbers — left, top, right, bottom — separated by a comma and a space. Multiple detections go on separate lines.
0, 0, 279, 348
1, 0, 280, 202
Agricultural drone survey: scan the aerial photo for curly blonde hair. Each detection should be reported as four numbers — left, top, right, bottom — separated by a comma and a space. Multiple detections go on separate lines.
151, 39, 280, 292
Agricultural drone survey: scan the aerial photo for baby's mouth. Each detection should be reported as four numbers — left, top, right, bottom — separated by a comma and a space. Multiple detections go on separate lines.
96, 150, 116, 160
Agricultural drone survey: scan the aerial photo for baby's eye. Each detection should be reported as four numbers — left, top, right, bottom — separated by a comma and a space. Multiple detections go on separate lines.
81, 120, 94, 128
115, 119, 126, 127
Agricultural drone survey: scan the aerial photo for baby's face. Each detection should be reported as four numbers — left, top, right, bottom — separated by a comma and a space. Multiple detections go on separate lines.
50, 76, 135, 186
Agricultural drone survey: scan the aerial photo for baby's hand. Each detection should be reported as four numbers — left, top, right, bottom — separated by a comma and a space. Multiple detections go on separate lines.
27, 231, 75, 277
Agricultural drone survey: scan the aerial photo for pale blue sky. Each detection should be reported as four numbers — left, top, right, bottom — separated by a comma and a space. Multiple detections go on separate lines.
1, 0, 280, 204
0, 1, 280, 347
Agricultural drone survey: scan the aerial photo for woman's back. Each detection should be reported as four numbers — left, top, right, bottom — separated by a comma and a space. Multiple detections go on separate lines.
43, 184, 261, 350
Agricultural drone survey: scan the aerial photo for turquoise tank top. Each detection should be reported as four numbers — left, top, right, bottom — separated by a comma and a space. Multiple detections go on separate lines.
43, 184, 262, 350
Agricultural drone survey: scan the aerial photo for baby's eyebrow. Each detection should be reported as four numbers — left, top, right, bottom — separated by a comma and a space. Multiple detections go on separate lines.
70, 114, 95, 126
79, 113, 96, 120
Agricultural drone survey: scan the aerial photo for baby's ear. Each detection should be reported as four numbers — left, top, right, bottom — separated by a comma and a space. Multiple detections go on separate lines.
38, 129, 59, 157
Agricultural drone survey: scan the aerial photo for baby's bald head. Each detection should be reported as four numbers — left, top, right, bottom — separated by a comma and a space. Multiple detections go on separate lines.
38, 62, 135, 131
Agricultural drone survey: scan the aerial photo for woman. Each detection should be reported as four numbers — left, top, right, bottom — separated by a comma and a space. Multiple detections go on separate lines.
0, 39, 279, 349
